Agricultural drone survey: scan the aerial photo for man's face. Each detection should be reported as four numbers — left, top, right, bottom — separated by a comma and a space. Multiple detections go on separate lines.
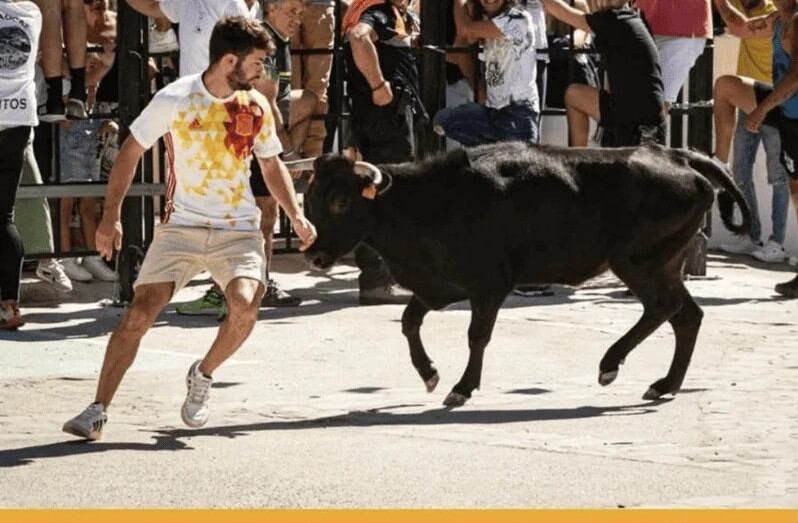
227, 49, 268, 90
267, 0, 304, 37
479, 0, 506, 17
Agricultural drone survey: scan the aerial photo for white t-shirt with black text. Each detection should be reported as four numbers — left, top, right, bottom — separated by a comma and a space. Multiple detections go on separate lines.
484, 8, 539, 111
129, 74, 282, 230
0, 0, 41, 127
159, 0, 250, 76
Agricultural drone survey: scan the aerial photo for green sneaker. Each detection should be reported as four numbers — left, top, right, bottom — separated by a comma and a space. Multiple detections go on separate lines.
176, 288, 227, 320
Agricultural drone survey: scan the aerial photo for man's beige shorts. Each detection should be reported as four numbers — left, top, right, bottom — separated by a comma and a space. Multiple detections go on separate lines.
134, 224, 266, 295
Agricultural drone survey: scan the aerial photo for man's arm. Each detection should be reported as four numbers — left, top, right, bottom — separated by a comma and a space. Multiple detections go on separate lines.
452, 0, 502, 42
713, 0, 775, 38
126, 0, 167, 19
95, 136, 147, 260
541, 0, 592, 33
748, 17, 798, 132
256, 155, 316, 249
348, 22, 393, 106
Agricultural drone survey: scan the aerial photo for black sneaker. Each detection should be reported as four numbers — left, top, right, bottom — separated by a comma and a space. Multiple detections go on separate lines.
38, 97, 66, 123
262, 279, 302, 307
775, 274, 798, 298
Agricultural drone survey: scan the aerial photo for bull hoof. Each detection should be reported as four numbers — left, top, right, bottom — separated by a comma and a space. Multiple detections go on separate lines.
643, 378, 680, 400
443, 391, 468, 407
424, 372, 440, 393
598, 369, 618, 387
642, 386, 665, 400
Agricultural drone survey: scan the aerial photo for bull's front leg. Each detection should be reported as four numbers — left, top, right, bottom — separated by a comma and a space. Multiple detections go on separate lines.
444, 298, 502, 407
401, 296, 439, 393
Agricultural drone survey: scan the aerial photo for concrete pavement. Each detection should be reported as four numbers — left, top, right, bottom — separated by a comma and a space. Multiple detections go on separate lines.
0, 253, 796, 507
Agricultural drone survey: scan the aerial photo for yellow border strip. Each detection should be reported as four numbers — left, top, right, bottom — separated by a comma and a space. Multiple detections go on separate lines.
1, 509, 796, 523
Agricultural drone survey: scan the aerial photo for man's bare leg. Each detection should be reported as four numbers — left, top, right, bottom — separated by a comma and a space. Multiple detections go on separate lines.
197, 277, 264, 376
564, 84, 600, 147
713, 75, 758, 163
256, 195, 278, 276
94, 282, 174, 407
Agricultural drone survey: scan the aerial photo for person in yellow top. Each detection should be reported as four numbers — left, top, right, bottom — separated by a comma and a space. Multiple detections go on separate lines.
716, 0, 791, 264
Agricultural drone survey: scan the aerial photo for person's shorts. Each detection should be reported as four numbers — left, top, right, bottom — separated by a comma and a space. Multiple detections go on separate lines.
754, 81, 798, 179
134, 223, 266, 295
598, 90, 666, 147
59, 119, 103, 183
249, 157, 270, 198
655, 36, 708, 103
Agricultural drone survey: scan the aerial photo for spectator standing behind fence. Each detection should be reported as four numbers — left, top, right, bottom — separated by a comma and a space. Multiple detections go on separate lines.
434, 0, 542, 146
127, 0, 251, 76
717, 0, 792, 263
57, 0, 118, 283
343, 0, 421, 305
541, 0, 665, 147
289, 0, 337, 158
31, 0, 88, 121
0, 0, 42, 330
712, 0, 798, 298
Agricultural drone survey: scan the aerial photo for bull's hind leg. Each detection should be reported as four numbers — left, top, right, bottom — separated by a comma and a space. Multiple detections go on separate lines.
401, 296, 440, 392
598, 265, 683, 388
643, 281, 703, 400
444, 298, 502, 407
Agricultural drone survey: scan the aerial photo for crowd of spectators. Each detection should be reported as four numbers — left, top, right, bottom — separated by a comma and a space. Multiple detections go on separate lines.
3, 0, 798, 331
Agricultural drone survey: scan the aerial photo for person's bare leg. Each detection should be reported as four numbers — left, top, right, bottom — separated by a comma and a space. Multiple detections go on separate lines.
78, 197, 99, 250
789, 178, 798, 227
564, 84, 600, 147
197, 277, 263, 376
33, 0, 63, 78
256, 195, 278, 276
62, 0, 86, 69
288, 89, 319, 155
713, 75, 758, 163
94, 282, 174, 407
59, 197, 74, 252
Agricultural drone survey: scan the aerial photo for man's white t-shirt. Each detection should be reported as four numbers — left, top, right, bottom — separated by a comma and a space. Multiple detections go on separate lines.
0, 0, 41, 128
129, 74, 282, 230
158, 0, 250, 76
484, 7, 539, 111
523, 0, 548, 62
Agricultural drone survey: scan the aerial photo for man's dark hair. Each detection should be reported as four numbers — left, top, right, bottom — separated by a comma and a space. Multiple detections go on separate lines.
474, 0, 518, 19
208, 16, 274, 65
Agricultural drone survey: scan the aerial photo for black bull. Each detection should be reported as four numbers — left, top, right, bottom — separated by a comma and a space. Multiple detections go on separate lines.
301, 142, 751, 406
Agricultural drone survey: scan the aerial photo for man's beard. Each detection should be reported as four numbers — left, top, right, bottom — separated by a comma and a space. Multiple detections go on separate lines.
227, 63, 255, 91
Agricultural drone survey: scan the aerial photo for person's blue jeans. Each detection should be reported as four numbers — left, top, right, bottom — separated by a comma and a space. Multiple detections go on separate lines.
732, 111, 789, 244
434, 100, 539, 146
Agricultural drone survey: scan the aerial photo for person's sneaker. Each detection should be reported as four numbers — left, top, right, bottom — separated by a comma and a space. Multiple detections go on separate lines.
512, 284, 555, 297
182, 360, 212, 428
176, 287, 227, 319
82, 255, 118, 282
261, 279, 302, 307
38, 97, 66, 123
35, 258, 73, 293
0, 301, 24, 331
359, 284, 412, 305
65, 98, 88, 120
62, 258, 94, 282
718, 236, 759, 255
775, 274, 798, 298
62, 402, 107, 440
751, 240, 786, 263
149, 27, 179, 54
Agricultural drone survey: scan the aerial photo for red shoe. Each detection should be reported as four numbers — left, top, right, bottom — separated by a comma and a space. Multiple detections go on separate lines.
0, 301, 24, 330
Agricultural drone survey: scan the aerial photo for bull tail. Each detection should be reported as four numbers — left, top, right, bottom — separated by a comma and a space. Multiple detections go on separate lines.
678, 150, 752, 235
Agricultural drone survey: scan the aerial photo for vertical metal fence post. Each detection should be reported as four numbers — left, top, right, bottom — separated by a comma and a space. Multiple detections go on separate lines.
418, 2, 446, 158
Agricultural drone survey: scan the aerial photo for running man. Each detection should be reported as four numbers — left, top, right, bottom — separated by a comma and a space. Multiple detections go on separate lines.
62, 16, 316, 440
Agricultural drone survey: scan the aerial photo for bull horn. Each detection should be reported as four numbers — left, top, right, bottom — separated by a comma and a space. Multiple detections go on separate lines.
353, 161, 382, 185
284, 157, 317, 172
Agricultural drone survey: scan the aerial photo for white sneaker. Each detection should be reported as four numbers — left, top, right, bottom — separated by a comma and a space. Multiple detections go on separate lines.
181, 360, 212, 428
62, 402, 107, 440
35, 258, 73, 293
61, 258, 94, 282
149, 27, 179, 54
752, 240, 786, 263
82, 255, 118, 282
719, 237, 759, 255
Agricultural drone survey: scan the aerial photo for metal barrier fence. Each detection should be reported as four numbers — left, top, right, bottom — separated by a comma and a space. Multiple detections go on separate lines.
16, 0, 716, 301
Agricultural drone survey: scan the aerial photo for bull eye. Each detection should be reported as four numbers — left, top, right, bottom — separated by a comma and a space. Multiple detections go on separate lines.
329, 194, 351, 215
